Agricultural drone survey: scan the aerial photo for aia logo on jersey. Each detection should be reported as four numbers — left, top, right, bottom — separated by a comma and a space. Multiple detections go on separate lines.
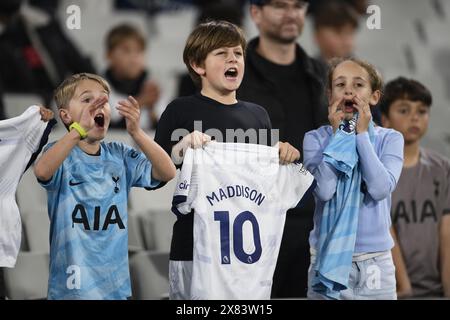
71, 204, 125, 231
179, 180, 189, 190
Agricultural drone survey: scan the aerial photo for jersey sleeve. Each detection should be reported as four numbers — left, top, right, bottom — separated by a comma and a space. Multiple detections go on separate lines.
121, 143, 161, 189
37, 142, 63, 191
154, 102, 182, 158
277, 162, 315, 211
171, 147, 198, 217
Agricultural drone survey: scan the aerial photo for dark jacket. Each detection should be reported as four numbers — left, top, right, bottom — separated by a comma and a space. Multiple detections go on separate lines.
238, 37, 329, 298
238, 37, 328, 151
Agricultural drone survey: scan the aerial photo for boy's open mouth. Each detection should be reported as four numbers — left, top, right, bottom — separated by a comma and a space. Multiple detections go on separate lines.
224, 67, 238, 79
94, 114, 105, 127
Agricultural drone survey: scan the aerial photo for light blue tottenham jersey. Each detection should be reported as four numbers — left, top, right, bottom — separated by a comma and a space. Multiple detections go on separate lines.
39, 141, 160, 300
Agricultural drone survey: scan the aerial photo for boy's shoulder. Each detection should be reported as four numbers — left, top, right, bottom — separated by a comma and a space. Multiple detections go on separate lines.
236, 99, 272, 127
420, 147, 450, 171
237, 99, 267, 113
166, 95, 199, 109
45, 140, 135, 159
101, 141, 138, 158
166, 95, 269, 117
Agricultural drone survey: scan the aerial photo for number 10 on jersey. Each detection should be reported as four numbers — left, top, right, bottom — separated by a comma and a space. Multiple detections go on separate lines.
214, 211, 262, 264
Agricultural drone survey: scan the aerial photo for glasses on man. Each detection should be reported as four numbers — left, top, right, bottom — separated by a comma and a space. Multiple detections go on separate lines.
265, 0, 309, 13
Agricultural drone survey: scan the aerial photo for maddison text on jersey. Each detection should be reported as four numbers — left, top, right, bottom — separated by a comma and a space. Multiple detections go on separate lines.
206, 184, 266, 207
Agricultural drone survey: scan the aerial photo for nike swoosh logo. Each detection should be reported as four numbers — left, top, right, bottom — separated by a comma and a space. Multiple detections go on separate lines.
69, 180, 84, 186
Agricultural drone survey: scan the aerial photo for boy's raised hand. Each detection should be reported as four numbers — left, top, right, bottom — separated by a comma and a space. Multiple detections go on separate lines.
79, 96, 108, 132
117, 96, 141, 136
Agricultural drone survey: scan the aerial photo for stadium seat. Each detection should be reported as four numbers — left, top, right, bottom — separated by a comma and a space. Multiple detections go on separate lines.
3, 94, 44, 119
22, 209, 50, 253
128, 213, 145, 252
140, 210, 176, 252
3, 252, 49, 300
17, 168, 48, 216
129, 250, 170, 300
129, 173, 178, 212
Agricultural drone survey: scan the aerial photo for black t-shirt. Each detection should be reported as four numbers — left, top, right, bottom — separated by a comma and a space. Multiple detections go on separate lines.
154, 93, 272, 260
266, 59, 314, 154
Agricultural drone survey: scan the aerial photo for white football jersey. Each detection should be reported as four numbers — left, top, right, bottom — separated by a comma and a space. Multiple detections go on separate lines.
171, 142, 314, 299
0, 106, 53, 267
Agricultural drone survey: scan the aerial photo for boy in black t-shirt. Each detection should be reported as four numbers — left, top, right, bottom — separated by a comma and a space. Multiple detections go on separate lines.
155, 20, 300, 299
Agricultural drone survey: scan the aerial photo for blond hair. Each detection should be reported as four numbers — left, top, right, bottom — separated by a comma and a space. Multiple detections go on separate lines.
183, 20, 246, 88
54, 73, 110, 110
328, 57, 383, 93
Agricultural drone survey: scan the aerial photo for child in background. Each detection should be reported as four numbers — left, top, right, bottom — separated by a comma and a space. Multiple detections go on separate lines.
105, 24, 161, 130
381, 77, 450, 298
313, 0, 359, 65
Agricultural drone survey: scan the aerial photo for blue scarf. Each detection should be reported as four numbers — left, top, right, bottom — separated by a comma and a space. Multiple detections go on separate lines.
312, 115, 375, 299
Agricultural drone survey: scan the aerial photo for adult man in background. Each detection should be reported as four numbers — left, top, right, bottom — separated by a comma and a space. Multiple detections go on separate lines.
238, 0, 328, 297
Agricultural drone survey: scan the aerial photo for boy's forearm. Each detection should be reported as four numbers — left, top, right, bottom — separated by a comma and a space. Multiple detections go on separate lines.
131, 129, 176, 182
34, 130, 81, 181
440, 215, 450, 297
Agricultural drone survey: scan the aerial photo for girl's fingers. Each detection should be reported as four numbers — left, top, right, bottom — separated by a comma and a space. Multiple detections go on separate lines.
354, 96, 370, 112
329, 96, 344, 113
352, 103, 363, 113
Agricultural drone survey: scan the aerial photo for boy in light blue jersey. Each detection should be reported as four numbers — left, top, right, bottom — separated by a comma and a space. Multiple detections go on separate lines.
34, 73, 176, 299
